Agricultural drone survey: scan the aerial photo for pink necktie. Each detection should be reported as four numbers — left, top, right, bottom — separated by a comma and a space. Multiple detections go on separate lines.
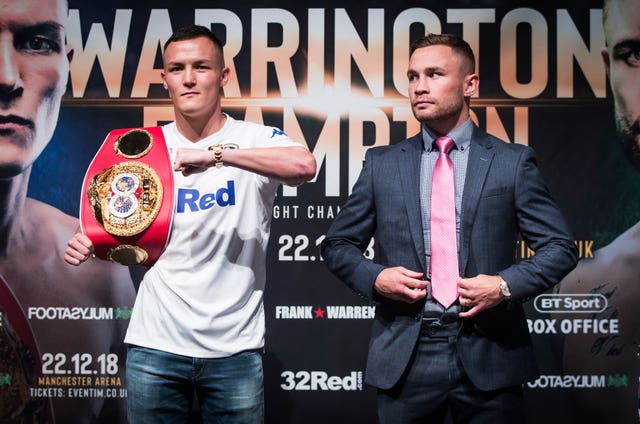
430, 136, 459, 308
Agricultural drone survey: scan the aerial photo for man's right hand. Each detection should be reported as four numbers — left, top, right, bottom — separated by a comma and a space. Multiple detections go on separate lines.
64, 232, 95, 265
374, 267, 427, 303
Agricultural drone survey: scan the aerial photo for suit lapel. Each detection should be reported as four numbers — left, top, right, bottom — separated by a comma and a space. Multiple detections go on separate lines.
459, 127, 495, 273
397, 134, 427, 273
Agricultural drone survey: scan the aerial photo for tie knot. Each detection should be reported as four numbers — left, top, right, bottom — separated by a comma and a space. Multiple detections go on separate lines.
436, 136, 454, 154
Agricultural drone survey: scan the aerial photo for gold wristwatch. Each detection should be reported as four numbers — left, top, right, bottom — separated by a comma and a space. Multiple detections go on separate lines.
208, 144, 223, 168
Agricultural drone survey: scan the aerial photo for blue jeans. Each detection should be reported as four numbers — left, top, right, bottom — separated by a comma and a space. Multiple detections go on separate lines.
126, 346, 264, 424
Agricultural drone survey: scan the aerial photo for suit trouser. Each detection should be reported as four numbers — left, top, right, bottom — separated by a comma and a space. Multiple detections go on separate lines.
377, 321, 524, 424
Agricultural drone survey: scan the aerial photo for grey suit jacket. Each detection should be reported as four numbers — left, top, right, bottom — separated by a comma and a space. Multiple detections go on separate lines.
321, 125, 578, 391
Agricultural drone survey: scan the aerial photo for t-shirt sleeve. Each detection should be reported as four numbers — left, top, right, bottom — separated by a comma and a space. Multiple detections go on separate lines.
254, 126, 307, 149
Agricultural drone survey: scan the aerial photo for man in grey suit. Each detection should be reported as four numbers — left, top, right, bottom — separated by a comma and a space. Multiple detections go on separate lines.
321, 33, 578, 423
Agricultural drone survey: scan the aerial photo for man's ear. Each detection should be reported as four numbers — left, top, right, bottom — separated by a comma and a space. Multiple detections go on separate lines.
464, 73, 479, 97
161, 72, 168, 91
601, 48, 611, 74
220, 66, 230, 88
66, 44, 74, 63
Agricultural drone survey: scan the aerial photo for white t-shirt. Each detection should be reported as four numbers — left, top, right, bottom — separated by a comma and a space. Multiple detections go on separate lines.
124, 115, 303, 358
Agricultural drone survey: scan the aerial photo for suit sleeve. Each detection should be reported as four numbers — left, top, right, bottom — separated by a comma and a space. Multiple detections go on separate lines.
321, 149, 386, 303
499, 147, 578, 300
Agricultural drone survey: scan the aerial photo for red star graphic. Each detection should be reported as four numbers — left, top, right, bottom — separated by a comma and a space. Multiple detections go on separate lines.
313, 307, 325, 318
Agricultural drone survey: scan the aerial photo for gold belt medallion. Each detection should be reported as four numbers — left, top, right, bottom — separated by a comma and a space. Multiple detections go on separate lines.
87, 161, 163, 238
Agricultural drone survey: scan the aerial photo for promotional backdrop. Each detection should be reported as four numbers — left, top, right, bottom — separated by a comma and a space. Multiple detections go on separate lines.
7, 0, 639, 423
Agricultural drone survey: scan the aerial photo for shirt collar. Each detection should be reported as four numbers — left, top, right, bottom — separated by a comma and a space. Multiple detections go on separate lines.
421, 119, 474, 153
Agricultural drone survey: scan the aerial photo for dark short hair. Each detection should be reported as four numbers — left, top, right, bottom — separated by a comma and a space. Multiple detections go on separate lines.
163, 24, 224, 55
409, 33, 475, 74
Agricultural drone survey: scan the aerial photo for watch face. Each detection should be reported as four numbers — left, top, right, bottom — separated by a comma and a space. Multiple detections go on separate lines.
500, 281, 511, 297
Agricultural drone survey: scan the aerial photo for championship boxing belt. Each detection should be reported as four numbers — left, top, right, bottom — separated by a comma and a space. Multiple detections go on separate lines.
80, 127, 174, 266
0, 276, 52, 423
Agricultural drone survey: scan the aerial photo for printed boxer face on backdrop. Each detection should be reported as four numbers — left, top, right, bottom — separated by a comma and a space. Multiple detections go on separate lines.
602, 0, 640, 170
0, 0, 71, 179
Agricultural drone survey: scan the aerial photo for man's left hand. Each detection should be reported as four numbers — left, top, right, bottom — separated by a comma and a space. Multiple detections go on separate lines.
457, 274, 504, 318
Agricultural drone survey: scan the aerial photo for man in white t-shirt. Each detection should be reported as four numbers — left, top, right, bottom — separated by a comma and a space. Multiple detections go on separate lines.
65, 24, 316, 423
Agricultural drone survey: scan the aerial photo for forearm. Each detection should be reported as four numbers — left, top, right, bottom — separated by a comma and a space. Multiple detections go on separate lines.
174, 145, 316, 185
222, 146, 316, 186
500, 238, 578, 300
321, 238, 385, 302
